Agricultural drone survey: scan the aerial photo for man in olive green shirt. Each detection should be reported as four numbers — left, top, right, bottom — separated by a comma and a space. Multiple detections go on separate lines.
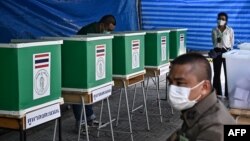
167, 53, 235, 141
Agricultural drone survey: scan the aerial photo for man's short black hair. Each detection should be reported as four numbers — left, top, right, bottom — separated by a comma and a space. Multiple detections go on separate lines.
99, 15, 116, 26
171, 53, 212, 82
217, 12, 228, 22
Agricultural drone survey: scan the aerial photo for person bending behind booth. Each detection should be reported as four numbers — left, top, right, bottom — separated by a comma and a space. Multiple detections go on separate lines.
72, 14, 116, 132
166, 53, 235, 141
211, 12, 234, 98
77, 14, 116, 35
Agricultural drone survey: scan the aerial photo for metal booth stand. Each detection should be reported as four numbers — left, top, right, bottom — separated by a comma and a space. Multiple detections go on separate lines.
144, 63, 171, 122
62, 82, 114, 141
111, 70, 150, 141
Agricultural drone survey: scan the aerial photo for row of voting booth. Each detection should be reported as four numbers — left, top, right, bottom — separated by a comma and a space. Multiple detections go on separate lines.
0, 28, 187, 141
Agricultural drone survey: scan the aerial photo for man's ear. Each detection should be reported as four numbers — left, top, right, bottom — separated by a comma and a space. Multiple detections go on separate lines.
201, 80, 211, 95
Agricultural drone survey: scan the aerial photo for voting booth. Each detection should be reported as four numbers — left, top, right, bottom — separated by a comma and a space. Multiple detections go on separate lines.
112, 31, 146, 77
145, 30, 170, 66
144, 29, 170, 76
0, 41, 63, 114
166, 28, 188, 59
0, 40, 63, 141
42, 36, 114, 103
42, 36, 115, 141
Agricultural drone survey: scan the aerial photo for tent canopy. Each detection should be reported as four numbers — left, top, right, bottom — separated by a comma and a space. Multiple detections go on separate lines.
0, 0, 139, 43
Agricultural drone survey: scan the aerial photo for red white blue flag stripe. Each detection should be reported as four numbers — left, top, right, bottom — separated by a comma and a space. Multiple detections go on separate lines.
96, 45, 105, 57
34, 53, 49, 69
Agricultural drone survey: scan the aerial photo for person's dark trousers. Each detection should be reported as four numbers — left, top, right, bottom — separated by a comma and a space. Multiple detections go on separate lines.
212, 48, 228, 97
72, 104, 94, 122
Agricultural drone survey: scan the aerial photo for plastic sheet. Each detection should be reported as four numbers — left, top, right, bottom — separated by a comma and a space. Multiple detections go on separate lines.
0, 0, 139, 43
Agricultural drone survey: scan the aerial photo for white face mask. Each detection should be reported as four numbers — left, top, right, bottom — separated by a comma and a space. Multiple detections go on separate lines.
168, 81, 204, 111
218, 20, 226, 26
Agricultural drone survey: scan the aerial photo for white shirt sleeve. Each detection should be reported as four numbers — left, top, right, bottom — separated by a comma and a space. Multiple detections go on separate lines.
230, 28, 235, 48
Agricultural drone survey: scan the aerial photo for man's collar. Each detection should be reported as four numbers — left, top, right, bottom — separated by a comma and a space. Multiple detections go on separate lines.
181, 90, 218, 128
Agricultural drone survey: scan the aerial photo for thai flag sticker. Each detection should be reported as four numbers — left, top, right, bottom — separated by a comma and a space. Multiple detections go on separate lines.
96, 44, 106, 81
180, 34, 184, 41
132, 40, 140, 69
33, 52, 51, 100
180, 34, 185, 48
161, 36, 167, 61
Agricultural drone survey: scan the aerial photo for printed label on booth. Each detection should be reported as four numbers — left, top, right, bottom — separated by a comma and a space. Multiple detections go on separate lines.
180, 34, 185, 55
180, 34, 185, 48
26, 103, 61, 129
96, 44, 106, 81
92, 85, 112, 103
161, 36, 167, 61
33, 52, 51, 100
131, 40, 140, 69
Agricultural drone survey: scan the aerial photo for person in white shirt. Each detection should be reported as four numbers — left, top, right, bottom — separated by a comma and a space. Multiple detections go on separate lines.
211, 12, 234, 98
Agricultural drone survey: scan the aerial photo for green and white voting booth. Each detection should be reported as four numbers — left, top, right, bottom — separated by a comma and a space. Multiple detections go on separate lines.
166, 28, 188, 59
144, 29, 171, 75
0, 41, 63, 116
42, 35, 114, 141
43, 36, 114, 97
112, 31, 150, 141
0, 41, 63, 140
144, 29, 172, 123
112, 32, 146, 78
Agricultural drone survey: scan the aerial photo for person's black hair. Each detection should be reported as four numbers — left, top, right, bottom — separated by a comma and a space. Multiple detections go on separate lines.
171, 53, 212, 81
99, 15, 116, 26
217, 12, 228, 22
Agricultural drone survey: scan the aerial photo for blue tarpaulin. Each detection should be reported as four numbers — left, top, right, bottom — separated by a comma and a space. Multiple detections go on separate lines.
141, 0, 250, 50
0, 0, 139, 43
